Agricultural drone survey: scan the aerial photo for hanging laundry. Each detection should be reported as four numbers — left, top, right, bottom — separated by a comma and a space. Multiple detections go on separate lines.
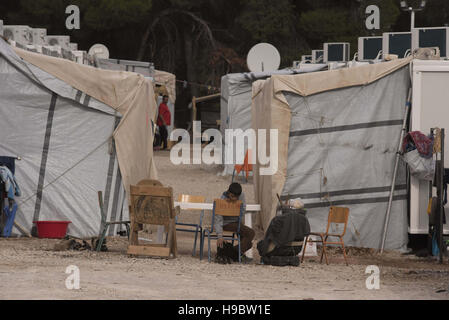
2, 202, 18, 237
0, 165, 21, 200
403, 131, 434, 158
0, 157, 15, 174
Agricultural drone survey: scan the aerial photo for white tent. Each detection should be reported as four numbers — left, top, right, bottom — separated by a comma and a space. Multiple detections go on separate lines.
221, 65, 327, 175
252, 57, 413, 250
0, 38, 158, 238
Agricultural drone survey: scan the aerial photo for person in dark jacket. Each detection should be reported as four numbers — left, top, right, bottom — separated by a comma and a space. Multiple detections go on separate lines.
215, 183, 255, 259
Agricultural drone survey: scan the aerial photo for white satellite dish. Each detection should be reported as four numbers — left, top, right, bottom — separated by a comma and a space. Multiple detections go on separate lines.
88, 43, 110, 59
247, 43, 281, 72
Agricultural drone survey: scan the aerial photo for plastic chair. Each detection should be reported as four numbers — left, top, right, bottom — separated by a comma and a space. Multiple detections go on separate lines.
232, 150, 253, 183
200, 199, 244, 263
176, 194, 206, 256
301, 207, 350, 266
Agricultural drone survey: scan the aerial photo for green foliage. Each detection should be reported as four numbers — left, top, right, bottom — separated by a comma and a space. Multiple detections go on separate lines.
376, 0, 400, 33
299, 8, 358, 44
237, 0, 294, 43
83, 0, 152, 30
4, 0, 449, 126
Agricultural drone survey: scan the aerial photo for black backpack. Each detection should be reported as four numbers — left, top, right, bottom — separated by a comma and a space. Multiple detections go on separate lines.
215, 242, 239, 264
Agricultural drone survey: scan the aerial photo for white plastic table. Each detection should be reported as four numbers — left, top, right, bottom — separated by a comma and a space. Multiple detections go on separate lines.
156, 202, 261, 258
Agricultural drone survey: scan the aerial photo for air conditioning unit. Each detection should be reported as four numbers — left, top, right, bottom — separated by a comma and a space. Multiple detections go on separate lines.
0, 20, 4, 37
3, 25, 33, 45
44, 35, 70, 50
292, 60, 301, 68
323, 42, 350, 63
412, 27, 449, 59
62, 48, 76, 61
43, 45, 62, 58
358, 36, 383, 61
312, 50, 324, 63
69, 43, 78, 51
72, 50, 89, 65
26, 45, 38, 53
382, 32, 412, 59
31, 45, 43, 54
301, 55, 312, 63
42, 46, 51, 56
31, 28, 47, 45
87, 54, 96, 66
14, 42, 26, 49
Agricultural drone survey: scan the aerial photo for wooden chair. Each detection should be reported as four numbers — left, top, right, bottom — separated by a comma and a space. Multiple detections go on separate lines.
176, 195, 206, 256
135, 180, 163, 233
138, 180, 163, 187
232, 150, 253, 183
200, 199, 244, 263
301, 207, 350, 266
127, 183, 179, 258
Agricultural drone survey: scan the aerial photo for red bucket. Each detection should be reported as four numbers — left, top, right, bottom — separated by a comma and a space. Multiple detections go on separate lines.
33, 221, 71, 239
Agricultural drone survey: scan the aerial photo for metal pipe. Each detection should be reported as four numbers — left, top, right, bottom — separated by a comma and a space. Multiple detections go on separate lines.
380, 88, 413, 254
439, 129, 445, 264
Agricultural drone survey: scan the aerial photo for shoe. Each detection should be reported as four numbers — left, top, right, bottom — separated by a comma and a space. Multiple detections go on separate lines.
240, 255, 254, 264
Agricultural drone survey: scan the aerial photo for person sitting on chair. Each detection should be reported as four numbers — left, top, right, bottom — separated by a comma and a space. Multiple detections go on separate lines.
215, 183, 255, 261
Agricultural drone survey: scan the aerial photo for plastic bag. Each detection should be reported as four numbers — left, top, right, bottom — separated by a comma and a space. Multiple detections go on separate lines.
403, 149, 435, 181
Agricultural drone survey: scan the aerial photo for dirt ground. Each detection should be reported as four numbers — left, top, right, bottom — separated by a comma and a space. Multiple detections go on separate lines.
1, 151, 449, 300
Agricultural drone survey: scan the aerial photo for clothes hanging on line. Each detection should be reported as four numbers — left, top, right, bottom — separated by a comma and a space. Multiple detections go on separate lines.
0, 157, 15, 174
2, 202, 18, 237
0, 165, 21, 200
403, 131, 434, 159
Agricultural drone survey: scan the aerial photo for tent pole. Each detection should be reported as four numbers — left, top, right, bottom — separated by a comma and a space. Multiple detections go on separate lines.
438, 129, 445, 264
380, 88, 413, 254
13, 222, 32, 238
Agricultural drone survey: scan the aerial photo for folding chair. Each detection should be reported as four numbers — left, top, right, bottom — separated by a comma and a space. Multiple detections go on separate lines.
96, 191, 130, 252
176, 194, 206, 256
301, 207, 350, 266
200, 199, 244, 263
232, 150, 253, 183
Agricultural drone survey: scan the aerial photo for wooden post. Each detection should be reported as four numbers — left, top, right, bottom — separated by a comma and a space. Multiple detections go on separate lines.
192, 96, 197, 126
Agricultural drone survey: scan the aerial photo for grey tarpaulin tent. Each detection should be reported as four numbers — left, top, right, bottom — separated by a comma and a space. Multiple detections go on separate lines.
252, 57, 413, 250
221, 65, 327, 175
0, 38, 158, 238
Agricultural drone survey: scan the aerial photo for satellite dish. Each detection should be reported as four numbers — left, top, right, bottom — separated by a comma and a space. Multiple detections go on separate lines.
247, 43, 281, 72
88, 43, 110, 59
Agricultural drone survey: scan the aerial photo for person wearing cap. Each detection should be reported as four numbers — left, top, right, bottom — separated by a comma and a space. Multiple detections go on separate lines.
215, 183, 255, 260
